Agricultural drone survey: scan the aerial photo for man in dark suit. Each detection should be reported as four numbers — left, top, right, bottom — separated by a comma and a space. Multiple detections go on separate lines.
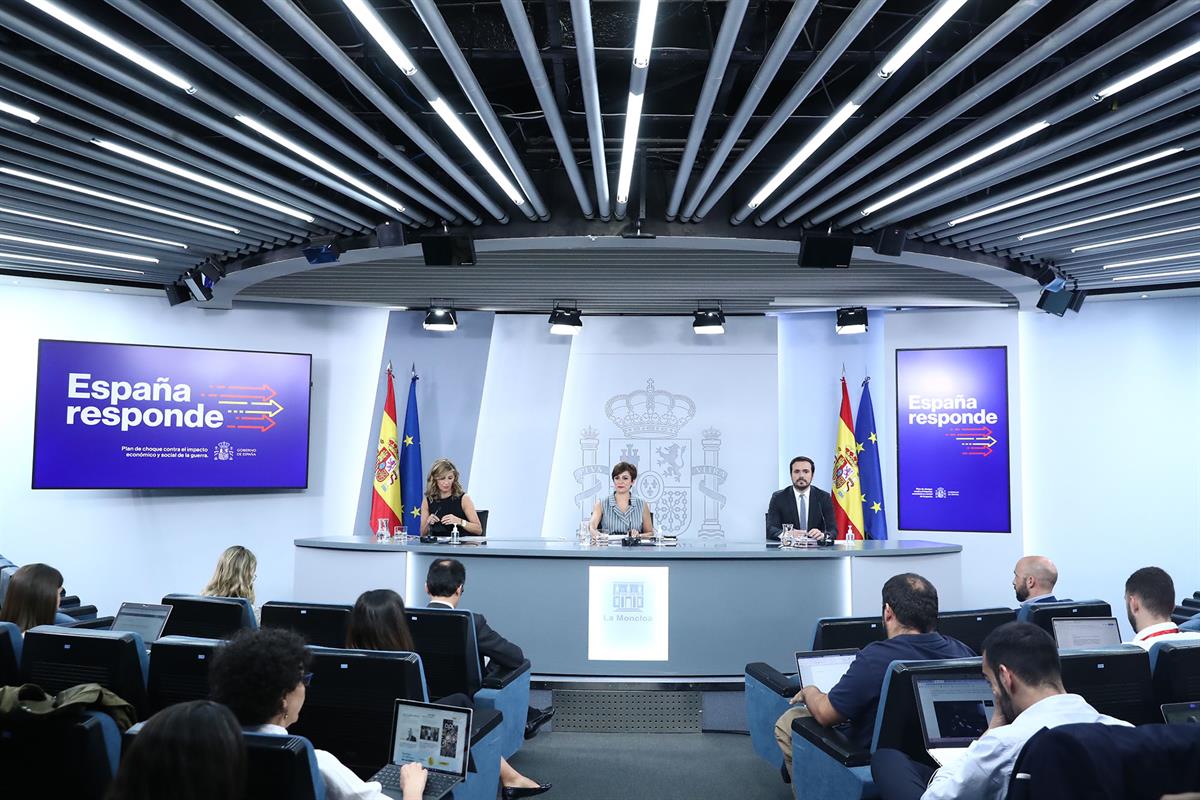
765, 455, 837, 541
425, 558, 554, 739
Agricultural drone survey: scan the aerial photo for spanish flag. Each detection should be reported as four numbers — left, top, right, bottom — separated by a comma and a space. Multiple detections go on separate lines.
832, 377, 865, 541
369, 366, 402, 534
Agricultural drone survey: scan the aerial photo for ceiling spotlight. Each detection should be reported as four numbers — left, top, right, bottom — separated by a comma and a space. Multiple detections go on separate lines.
423, 306, 458, 332
693, 308, 726, 335
836, 307, 868, 335
548, 307, 583, 335
183, 268, 212, 302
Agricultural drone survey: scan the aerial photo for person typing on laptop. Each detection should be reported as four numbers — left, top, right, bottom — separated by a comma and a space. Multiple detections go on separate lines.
870, 622, 1131, 800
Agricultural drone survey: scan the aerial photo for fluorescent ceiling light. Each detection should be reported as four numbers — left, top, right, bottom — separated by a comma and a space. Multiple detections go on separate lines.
1112, 267, 1200, 281
1071, 223, 1200, 253
1103, 250, 1200, 269
0, 99, 39, 124
0, 166, 241, 234
1093, 36, 1200, 101
0, 205, 187, 249
616, 92, 645, 205
750, 102, 860, 209
93, 139, 315, 223
948, 147, 1183, 227
0, 250, 144, 274
427, 98, 525, 205
0, 232, 158, 262
862, 120, 1050, 217
632, 0, 661, 68
24, 0, 195, 93
234, 115, 407, 213
1018, 189, 1200, 240
341, 0, 418, 75
878, 0, 969, 78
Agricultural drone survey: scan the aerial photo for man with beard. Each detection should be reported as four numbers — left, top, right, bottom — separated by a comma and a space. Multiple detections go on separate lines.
765, 456, 837, 542
870, 622, 1130, 800
1011, 556, 1062, 616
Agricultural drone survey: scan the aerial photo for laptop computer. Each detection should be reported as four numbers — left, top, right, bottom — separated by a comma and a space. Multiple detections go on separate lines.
914, 675, 995, 768
794, 648, 859, 693
372, 699, 473, 800
110, 602, 172, 652
1162, 701, 1200, 725
1051, 616, 1122, 649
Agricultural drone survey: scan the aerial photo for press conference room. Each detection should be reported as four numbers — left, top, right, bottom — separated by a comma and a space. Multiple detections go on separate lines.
2, 1, 1200, 799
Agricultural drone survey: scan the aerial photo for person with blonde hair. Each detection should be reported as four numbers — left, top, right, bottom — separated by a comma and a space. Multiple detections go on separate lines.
420, 458, 483, 537
202, 545, 258, 608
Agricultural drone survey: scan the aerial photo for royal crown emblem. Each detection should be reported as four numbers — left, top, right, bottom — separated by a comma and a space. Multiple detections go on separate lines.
605, 379, 696, 439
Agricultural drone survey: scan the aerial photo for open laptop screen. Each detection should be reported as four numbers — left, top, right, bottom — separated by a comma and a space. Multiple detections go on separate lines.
389, 699, 471, 778
1162, 702, 1200, 725
1052, 617, 1121, 649
794, 649, 858, 693
915, 676, 995, 748
111, 602, 172, 644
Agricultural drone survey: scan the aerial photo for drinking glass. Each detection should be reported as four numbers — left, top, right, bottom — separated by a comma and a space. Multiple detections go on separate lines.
781, 523, 794, 547
376, 518, 391, 542
577, 521, 590, 547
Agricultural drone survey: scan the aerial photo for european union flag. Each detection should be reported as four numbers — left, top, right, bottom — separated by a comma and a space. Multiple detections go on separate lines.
857, 378, 888, 540
399, 367, 423, 525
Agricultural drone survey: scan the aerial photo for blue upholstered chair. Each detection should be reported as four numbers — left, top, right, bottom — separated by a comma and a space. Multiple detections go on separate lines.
1022, 600, 1110, 631
146, 635, 222, 713
21, 625, 149, 719
744, 661, 799, 768
261, 601, 352, 648
161, 593, 257, 639
1148, 639, 1200, 706
0, 708, 122, 800
0, 620, 21, 686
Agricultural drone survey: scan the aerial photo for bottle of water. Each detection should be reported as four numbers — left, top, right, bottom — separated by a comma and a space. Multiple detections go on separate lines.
450, 522, 460, 546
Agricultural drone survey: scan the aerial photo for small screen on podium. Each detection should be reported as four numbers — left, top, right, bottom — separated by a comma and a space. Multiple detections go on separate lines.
32, 339, 312, 489
587, 566, 669, 661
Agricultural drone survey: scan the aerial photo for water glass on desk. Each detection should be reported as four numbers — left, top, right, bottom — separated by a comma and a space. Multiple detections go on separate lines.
780, 523, 794, 547
392, 524, 406, 542
577, 521, 591, 546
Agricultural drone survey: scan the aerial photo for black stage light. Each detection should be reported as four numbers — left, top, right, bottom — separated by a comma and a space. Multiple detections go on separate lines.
164, 281, 190, 306
1067, 289, 1087, 313
423, 306, 458, 332
421, 233, 475, 266
872, 227, 907, 257
376, 221, 406, 248
183, 269, 212, 302
302, 243, 341, 265
548, 307, 583, 335
1035, 266, 1067, 293
835, 307, 868, 335
799, 234, 854, 268
1036, 289, 1072, 316
692, 308, 726, 335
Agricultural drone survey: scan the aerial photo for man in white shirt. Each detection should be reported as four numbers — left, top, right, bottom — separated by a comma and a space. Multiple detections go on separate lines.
1125, 566, 1200, 650
869, 622, 1131, 800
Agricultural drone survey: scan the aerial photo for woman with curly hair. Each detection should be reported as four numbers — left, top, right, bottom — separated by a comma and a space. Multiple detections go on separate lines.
201, 545, 257, 606
209, 627, 426, 800
420, 458, 483, 537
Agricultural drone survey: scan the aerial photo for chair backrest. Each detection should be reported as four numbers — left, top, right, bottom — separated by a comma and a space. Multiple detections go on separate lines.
935, 607, 1015, 655
1183, 598, 1200, 611
0, 564, 17, 606
406, 608, 483, 698
161, 594, 256, 639
1059, 646, 1156, 725
871, 656, 983, 760
1026, 601, 1113, 635
146, 635, 221, 714
0, 710, 120, 800
0, 620, 22, 686
811, 615, 886, 651
21, 626, 149, 719
1171, 606, 1196, 625
261, 602, 352, 648
289, 646, 426, 776
65, 616, 117, 630
59, 604, 99, 621
477, 509, 489, 535
1149, 640, 1200, 706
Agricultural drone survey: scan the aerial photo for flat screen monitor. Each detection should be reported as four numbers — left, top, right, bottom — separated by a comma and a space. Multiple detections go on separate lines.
795, 649, 858, 693
1052, 617, 1122, 649
32, 340, 312, 489
1162, 701, 1200, 725
111, 602, 172, 645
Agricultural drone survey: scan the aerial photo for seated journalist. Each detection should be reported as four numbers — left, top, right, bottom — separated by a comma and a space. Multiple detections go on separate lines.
589, 461, 654, 538
775, 573, 974, 781
765, 456, 837, 542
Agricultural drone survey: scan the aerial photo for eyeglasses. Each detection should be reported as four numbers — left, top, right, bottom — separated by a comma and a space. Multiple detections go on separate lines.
301, 672, 313, 687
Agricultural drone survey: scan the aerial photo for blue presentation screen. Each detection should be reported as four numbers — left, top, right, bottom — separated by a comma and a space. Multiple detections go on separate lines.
32, 340, 312, 489
895, 347, 1010, 532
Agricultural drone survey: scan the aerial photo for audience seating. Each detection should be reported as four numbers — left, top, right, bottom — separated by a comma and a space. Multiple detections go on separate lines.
1149, 640, 1200, 707
744, 662, 799, 768
289, 647, 426, 776
0, 563, 16, 603
0, 621, 21, 686
21, 626, 149, 719
935, 607, 1015, 654
0, 709, 122, 800
1025, 600, 1113, 635
1008, 722, 1200, 799
60, 594, 81, 609
405, 608, 532, 759
811, 615, 885, 651
477, 509, 489, 535
58, 603, 99, 621
1182, 616, 1200, 633
261, 601, 352, 648
65, 616, 117, 630
1171, 605, 1197, 625
146, 636, 221, 714
161, 593, 256, 639
1058, 645, 1156, 725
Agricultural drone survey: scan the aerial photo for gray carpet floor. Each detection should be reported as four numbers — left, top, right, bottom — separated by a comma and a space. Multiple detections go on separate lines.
505, 731, 793, 800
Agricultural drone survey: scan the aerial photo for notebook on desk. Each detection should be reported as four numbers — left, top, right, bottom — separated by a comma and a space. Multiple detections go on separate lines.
372, 698, 473, 800
914, 675, 995, 768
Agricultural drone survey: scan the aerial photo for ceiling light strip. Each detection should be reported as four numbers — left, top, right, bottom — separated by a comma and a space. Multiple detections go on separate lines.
0, 250, 145, 274
427, 99, 525, 205
93, 139, 315, 223
0, 98, 40, 124
878, 0, 969, 78
1103, 250, 1200, 269
861, 120, 1050, 217
1093, 36, 1200, 101
616, 0, 659, 210
1112, 267, 1200, 281
749, 103, 860, 210
0, 205, 187, 248
0, 232, 158, 263
1070, 223, 1200, 253
0, 166, 241, 234
1017, 189, 1200, 240
947, 147, 1183, 227
340, 0, 418, 75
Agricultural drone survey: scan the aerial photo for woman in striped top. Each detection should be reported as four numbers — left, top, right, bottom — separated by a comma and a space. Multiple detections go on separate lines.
589, 461, 654, 538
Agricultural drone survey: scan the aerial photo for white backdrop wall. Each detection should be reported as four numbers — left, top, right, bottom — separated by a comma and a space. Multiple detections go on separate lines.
0, 285, 387, 616
1021, 296, 1200, 640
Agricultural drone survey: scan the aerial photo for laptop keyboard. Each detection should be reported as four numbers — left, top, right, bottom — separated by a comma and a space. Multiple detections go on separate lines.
375, 764, 460, 798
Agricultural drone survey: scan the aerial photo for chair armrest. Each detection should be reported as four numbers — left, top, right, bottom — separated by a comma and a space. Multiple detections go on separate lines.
745, 662, 799, 697
60, 604, 98, 620
481, 659, 531, 689
471, 708, 503, 744
793, 715, 869, 767
65, 616, 115, 630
